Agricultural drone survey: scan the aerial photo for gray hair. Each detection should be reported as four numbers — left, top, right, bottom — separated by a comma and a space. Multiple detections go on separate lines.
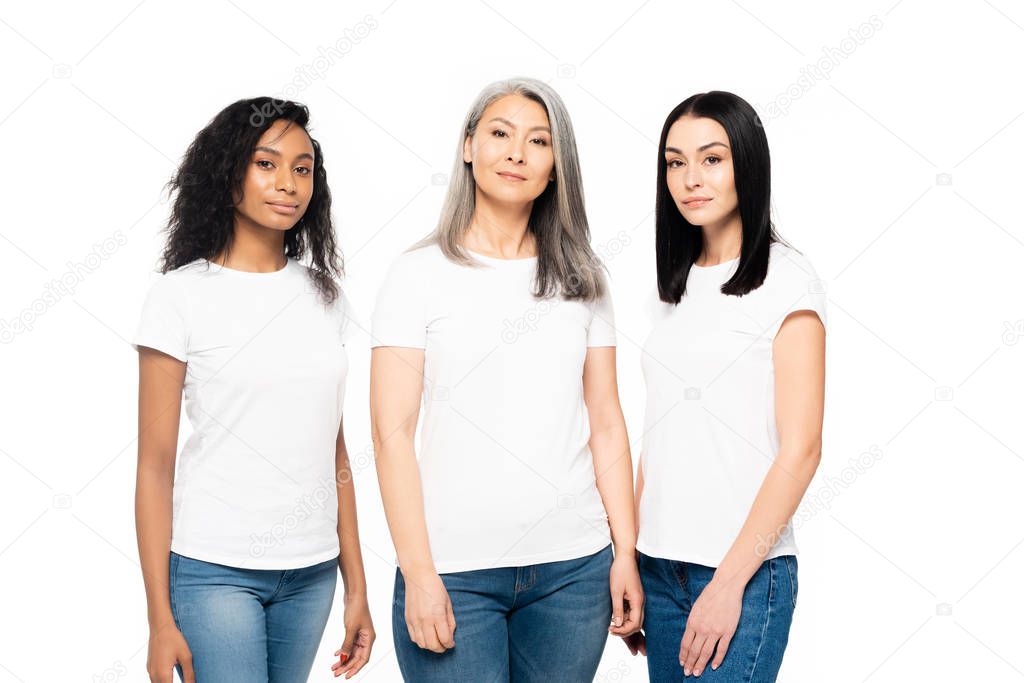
412, 77, 605, 301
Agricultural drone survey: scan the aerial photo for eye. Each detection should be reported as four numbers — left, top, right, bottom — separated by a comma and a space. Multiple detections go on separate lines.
666, 159, 684, 168
491, 129, 508, 138
704, 156, 721, 165
255, 159, 274, 169
530, 137, 548, 146
295, 167, 312, 176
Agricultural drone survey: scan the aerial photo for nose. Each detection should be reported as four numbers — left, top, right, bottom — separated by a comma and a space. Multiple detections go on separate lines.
684, 164, 702, 189
275, 166, 296, 193
506, 138, 526, 164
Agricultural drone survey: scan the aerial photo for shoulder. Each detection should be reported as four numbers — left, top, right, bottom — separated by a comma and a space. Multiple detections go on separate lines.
391, 242, 444, 268
166, 258, 212, 278
765, 242, 823, 295
150, 259, 213, 292
141, 259, 206, 299
768, 242, 819, 279
382, 243, 447, 283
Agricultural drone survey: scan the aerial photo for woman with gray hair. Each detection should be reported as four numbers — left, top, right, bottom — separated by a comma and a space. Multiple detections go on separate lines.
369, 77, 643, 681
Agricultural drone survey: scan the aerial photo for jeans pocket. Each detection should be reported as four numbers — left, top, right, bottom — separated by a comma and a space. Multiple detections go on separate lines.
784, 555, 799, 610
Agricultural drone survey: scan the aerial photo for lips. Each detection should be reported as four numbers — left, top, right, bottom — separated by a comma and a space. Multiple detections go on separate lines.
682, 197, 712, 207
497, 171, 526, 181
267, 201, 299, 215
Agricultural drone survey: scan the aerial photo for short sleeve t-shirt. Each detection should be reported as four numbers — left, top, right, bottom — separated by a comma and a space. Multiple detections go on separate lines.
370, 244, 616, 573
132, 257, 354, 569
637, 242, 827, 567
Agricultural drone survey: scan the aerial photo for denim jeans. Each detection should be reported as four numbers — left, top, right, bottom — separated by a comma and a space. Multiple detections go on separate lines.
638, 552, 797, 682
392, 544, 613, 682
169, 551, 338, 683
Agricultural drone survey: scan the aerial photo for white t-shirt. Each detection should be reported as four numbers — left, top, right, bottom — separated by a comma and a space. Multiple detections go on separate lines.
131, 257, 354, 569
637, 242, 827, 567
370, 244, 615, 573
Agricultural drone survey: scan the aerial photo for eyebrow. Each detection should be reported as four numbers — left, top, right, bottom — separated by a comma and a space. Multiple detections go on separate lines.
487, 117, 551, 133
664, 141, 729, 155
254, 146, 314, 162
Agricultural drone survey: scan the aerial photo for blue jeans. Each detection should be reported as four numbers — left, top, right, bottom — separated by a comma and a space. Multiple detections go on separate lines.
169, 552, 338, 683
638, 552, 797, 682
392, 544, 613, 682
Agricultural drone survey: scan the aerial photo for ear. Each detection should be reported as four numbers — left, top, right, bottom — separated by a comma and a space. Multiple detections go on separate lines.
463, 136, 473, 164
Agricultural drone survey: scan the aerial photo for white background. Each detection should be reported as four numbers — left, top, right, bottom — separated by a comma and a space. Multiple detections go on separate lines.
1, 1, 1022, 681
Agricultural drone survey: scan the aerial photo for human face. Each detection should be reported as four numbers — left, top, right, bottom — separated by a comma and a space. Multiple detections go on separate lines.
663, 116, 738, 230
234, 119, 315, 231
463, 94, 555, 206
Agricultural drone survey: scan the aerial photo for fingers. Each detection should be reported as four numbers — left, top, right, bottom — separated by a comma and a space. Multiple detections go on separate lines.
330, 645, 350, 676
340, 648, 370, 679
446, 601, 457, 639
610, 587, 645, 637
334, 629, 374, 679
421, 620, 445, 653
610, 587, 625, 630
692, 635, 717, 677
433, 606, 455, 650
679, 628, 698, 674
332, 628, 356, 671
710, 633, 732, 672
181, 654, 196, 683
340, 626, 357, 655
620, 596, 644, 635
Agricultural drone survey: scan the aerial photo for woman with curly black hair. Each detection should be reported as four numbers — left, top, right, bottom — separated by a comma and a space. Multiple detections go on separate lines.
131, 97, 374, 683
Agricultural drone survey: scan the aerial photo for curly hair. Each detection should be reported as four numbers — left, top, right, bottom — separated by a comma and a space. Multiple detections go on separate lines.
159, 97, 342, 304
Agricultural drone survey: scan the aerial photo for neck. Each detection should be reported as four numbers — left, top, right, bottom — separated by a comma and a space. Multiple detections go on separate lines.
215, 213, 288, 272
463, 189, 536, 258
697, 210, 743, 266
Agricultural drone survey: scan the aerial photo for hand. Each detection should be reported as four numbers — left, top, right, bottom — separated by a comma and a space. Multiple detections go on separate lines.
331, 592, 376, 679
608, 551, 644, 638
679, 578, 743, 677
621, 630, 647, 656
147, 622, 194, 683
403, 570, 456, 653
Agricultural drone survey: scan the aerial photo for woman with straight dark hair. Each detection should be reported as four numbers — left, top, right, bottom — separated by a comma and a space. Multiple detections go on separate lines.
369, 78, 643, 681
133, 97, 374, 682
630, 91, 826, 681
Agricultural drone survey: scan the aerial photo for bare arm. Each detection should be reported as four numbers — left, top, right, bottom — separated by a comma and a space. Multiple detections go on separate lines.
135, 347, 194, 682
330, 416, 376, 678
370, 346, 455, 652
583, 346, 644, 637
583, 346, 637, 558
335, 417, 368, 602
370, 346, 432, 577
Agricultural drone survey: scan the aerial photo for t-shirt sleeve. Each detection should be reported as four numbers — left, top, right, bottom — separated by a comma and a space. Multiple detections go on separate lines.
370, 254, 428, 349
767, 251, 827, 339
131, 274, 190, 362
586, 282, 617, 348
337, 288, 359, 346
